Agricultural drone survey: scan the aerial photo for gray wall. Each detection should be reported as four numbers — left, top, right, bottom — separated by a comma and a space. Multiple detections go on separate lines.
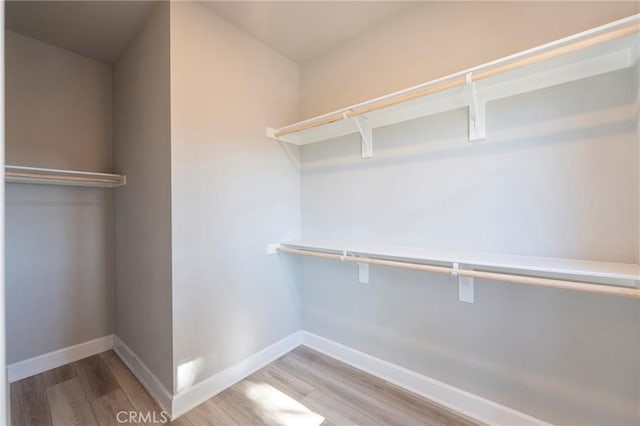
637, 57, 640, 264
5, 31, 114, 363
113, 3, 173, 391
169, 2, 301, 393
298, 4, 640, 425
299, 57, 640, 426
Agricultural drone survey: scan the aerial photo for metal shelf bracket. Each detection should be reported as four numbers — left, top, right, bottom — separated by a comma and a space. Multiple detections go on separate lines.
344, 111, 373, 158
465, 72, 486, 141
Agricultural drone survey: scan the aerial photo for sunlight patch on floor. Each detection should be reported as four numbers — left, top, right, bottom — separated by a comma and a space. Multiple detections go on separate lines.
244, 382, 325, 426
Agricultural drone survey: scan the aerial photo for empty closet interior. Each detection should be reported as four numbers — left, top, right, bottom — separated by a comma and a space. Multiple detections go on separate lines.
5, 1, 640, 425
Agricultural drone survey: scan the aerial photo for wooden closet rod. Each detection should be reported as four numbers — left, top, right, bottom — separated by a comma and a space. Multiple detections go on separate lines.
275, 21, 640, 138
276, 247, 640, 298
5, 171, 121, 184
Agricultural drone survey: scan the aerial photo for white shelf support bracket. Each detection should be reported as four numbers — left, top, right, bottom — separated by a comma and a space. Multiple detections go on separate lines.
344, 111, 373, 159
465, 72, 486, 141
355, 116, 373, 159
357, 261, 370, 284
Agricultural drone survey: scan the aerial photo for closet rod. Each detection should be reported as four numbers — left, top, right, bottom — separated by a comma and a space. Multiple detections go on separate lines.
5, 171, 121, 184
276, 247, 640, 299
4, 166, 126, 187
275, 20, 640, 138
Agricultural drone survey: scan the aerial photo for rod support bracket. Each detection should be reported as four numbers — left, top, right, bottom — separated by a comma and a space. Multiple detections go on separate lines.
451, 262, 459, 276
465, 73, 486, 141
265, 127, 278, 139
266, 243, 281, 254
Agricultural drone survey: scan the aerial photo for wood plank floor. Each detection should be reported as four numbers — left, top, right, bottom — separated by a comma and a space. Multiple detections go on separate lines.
11, 351, 168, 426
11, 346, 480, 426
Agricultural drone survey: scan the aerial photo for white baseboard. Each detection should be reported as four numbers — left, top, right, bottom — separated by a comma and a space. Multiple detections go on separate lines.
171, 331, 301, 419
5, 329, 550, 425
112, 335, 173, 415
301, 331, 550, 426
7, 335, 114, 383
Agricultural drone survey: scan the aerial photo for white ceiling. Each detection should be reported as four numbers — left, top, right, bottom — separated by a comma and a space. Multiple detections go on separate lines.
5, 1, 416, 65
5, 1, 158, 63
202, 1, 417, 63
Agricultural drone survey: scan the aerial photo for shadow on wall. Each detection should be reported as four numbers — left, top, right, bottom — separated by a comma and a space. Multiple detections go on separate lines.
276, 141, 301, 172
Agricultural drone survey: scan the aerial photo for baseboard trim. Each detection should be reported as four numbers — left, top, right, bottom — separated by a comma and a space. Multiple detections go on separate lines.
171, 331, 301, 419
301, 331, 550, 426
6, 329, 550, 424
112, 335, 173, 415
7, 335, 114, 383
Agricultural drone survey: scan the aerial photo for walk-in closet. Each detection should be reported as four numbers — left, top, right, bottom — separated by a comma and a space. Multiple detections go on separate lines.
3, 1, 640, 425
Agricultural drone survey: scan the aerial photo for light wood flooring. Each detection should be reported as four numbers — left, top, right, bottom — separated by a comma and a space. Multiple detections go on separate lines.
11, 346, 480, 426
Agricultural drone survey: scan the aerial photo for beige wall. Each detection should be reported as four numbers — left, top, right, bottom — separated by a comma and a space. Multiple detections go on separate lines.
298, 2, 639, 424
5, 30, 114, 363
301, 1, 639, 118
169, 1, 301, 393
113, 3, 174, 391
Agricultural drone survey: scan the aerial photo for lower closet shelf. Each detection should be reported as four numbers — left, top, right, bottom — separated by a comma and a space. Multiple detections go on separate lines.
276, 240, 640, 298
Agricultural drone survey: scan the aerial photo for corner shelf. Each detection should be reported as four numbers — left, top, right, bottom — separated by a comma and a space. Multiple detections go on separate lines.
5, 165, 126, 188
267, 15, 640, 158
278, 240, 640, 295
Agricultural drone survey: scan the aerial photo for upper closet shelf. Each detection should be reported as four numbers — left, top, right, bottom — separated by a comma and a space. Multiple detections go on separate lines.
266, 15, 640, 158
5, 165, 126, 188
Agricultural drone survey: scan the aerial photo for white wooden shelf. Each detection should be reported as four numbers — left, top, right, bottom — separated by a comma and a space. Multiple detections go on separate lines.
5, 165, 126, 188
278, 240, 640, 293
267, 15, 640, 158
